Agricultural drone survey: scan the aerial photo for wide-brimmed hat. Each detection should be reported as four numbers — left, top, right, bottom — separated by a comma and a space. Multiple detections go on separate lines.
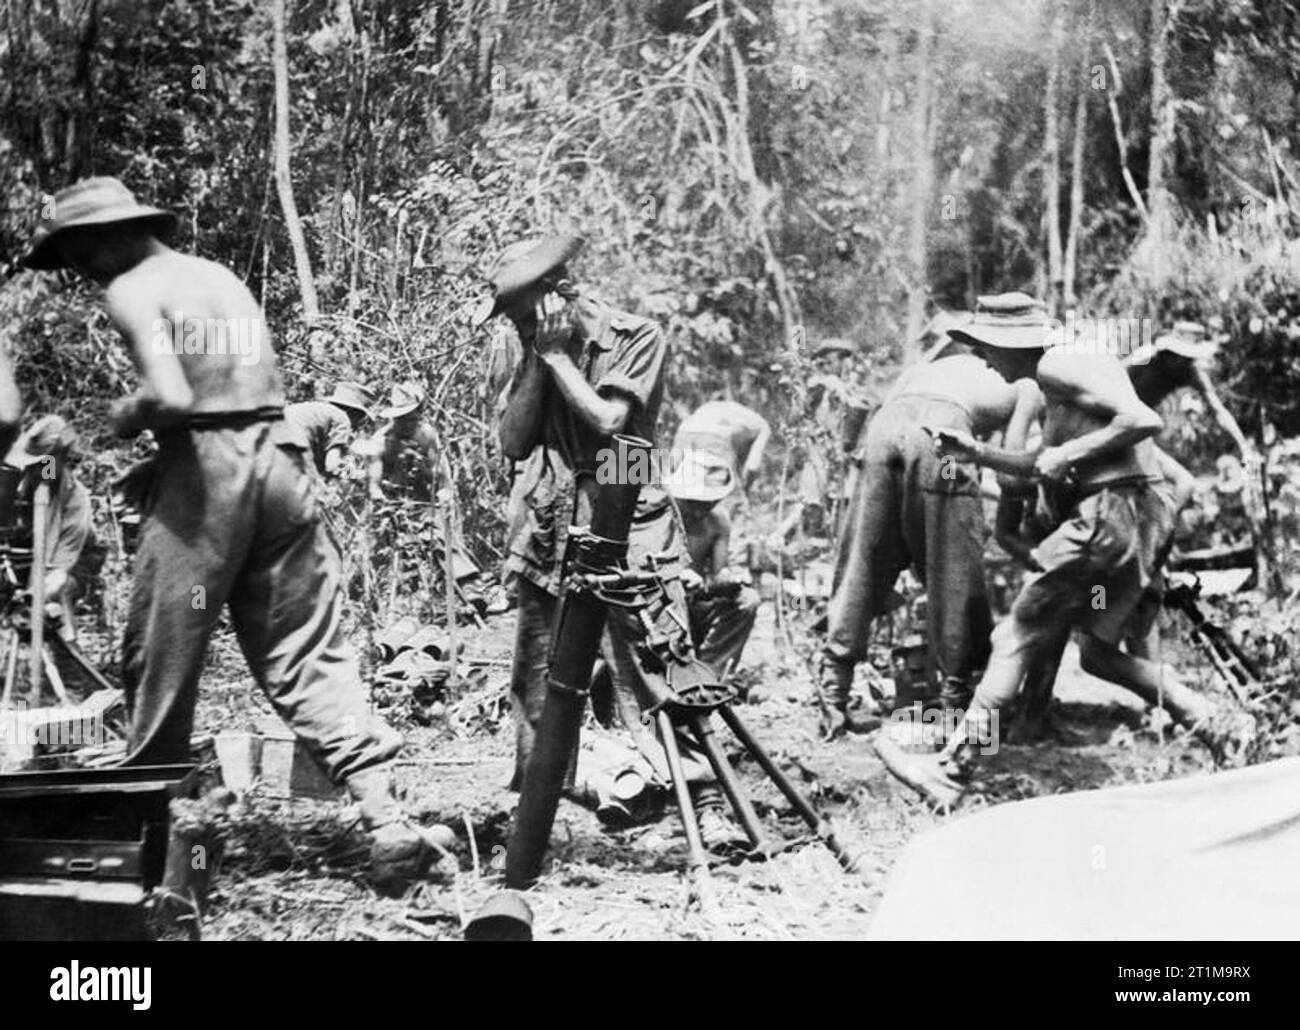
667, 448, 735, 503
473, 234, 585, 325
23, 177, 176, 271
949, 292, 1052, 350
327, 381, 376, 417
1154, 321, 1220, 361
4, 415, 78, 469
378, 381, 426, 419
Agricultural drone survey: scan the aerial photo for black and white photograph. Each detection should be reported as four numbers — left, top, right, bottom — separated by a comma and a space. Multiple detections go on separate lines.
0, 0, 1293, 986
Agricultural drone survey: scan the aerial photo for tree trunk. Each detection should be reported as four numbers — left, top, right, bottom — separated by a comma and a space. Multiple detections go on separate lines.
1043, 0, 1064, 317
904, 0, 934, 360
1147, 0, 1174, 262
1101, 41, 1148, 221
1063, 0, 1094, 306
271, 0, 320, 322
718, 3, 801, 354
68, 0, 99, 180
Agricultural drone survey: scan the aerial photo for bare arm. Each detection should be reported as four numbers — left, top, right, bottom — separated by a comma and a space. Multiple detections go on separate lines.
930, 373, 1045, 479
104, 280, 194, 436
1001, 379, 1043, 451
1035, 355, 1162, 479
931, 427, 1040, 478
995, 378, 1044, 490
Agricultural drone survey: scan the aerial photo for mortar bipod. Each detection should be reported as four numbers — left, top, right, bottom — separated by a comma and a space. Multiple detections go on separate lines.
589, 563, 868, 882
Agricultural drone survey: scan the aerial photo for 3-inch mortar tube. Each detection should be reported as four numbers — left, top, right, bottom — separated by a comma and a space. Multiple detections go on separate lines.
504, 435, 650, 889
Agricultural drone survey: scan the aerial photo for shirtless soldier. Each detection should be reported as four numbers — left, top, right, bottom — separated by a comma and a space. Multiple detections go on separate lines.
880, 307, 1245, 807
818, 295, 1041, 736
23, 178, 448, 887
1001, 323, 1211, 739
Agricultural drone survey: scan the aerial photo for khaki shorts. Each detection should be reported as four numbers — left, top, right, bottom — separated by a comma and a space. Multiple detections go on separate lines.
1015, 480, 1176, 645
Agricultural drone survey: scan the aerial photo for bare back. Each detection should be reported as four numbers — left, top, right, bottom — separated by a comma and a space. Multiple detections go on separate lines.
887, 353, 1021, 436
106, 251, 285, 415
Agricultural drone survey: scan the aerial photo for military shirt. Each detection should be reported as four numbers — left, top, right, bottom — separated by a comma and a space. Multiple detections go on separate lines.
505, 297, 681, 595
285, 401, 352, 476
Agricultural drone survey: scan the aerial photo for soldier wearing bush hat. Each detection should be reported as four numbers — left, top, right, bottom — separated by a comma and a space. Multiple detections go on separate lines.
814, 302, 1046, 738
1125, 320, 1221, 409
887, 294, 1245, 807
285, 380, 376, 478
22, 176, 450, 889
944, 291, 1055, 357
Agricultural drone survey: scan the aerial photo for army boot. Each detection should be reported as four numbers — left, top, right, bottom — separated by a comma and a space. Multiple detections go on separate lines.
816, 655, 880, 737
347, 765, 456, 892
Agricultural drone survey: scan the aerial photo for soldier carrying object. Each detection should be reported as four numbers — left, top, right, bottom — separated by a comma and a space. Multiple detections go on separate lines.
1004, 321, 1212, 740
882, 301, 1249, 808
23, 177, 451, 888
817, 296, 1042, 738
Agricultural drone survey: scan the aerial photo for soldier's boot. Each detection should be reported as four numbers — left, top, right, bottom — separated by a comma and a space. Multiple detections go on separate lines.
348, 765, 456, 892
815, 655, 852, 738
816, 655, 880, 738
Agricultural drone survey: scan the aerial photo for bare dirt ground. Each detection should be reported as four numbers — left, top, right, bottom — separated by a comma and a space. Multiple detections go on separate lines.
187, 598, 1228, 941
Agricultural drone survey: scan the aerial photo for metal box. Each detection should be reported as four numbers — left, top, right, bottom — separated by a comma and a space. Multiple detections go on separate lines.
0, 764, 197, 941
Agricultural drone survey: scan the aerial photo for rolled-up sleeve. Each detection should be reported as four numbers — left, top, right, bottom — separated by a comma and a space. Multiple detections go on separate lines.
595, 322, 666, 417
